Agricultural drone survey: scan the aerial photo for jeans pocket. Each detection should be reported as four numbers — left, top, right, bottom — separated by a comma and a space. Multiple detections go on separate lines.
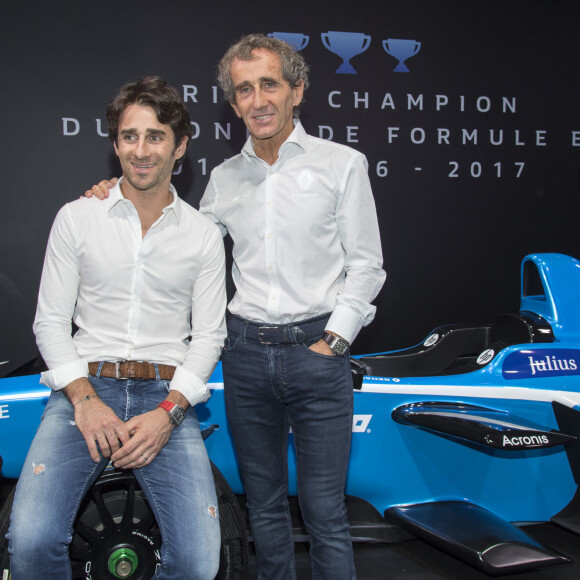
299, 340, 348, 360
222, 330, 242, 354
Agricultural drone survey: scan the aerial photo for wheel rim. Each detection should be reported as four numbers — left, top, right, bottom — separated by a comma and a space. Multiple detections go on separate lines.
69, 469, 161, 580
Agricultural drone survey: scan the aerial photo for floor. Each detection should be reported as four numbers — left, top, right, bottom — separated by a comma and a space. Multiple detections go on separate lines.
247, 523, 580, 580
243, 493, 580, 579
3, 480, 579, 579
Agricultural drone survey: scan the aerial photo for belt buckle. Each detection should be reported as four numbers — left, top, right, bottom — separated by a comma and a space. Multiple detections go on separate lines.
258, 326, 278, 344
115, 361, 128, 380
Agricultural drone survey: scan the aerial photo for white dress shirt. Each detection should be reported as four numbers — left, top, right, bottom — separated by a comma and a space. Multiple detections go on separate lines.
34, 180, 227, 406
200, 122, 385, 344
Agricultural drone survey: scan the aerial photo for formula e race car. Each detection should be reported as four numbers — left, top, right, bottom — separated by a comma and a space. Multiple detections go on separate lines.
1, 252, 580, 579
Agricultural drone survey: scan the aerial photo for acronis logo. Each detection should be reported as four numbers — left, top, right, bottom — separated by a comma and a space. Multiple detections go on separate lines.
502, 434, 550, 448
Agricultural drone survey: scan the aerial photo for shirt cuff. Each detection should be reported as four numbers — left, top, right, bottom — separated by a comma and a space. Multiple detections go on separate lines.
39, 359, 89, 391
326, 303, 373, 345
170, 365, 211, 407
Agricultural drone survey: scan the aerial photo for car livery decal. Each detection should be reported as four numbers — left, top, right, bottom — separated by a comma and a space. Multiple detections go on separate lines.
352, 414, 372, 432
503, 349, 580, 380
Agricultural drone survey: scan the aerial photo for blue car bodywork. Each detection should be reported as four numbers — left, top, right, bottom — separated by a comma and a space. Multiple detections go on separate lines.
2, 252, 580, 576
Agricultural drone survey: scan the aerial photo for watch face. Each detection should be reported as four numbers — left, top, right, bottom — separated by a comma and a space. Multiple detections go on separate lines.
332, 339, 349, 356
323, 333, 349, 355
170, 405, 186, 426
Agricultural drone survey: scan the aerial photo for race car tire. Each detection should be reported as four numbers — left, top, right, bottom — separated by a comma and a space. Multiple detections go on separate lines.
0, 462, 248, 579
0, 485, 11, 575
212, 462, 249, 580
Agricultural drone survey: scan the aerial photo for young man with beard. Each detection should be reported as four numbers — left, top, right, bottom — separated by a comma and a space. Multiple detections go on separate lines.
8, 76, 226, 579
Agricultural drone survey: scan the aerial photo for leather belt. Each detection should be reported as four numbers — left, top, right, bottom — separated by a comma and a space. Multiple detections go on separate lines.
88, 361, 176, 380
227, 314, 329, 344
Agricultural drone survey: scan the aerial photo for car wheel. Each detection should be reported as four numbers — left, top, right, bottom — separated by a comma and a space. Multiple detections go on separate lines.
0, 462, 248, 579
212, 463, 249, 580
0, 483, 12, 575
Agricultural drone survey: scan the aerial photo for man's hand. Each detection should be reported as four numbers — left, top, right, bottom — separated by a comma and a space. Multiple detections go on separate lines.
111, 390, 189, 469
84, 177, 118, 200
308, 331, 345, 356
309, 339, 334, 356
110, 408, 175, 469
65, 378, 130, 462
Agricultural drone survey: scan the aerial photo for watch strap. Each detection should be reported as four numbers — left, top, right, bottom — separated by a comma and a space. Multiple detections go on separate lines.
157, 400, 185, 426
322, 332, 350, 356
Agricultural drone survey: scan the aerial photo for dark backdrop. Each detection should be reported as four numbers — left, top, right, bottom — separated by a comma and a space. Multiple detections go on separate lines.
1, 0, 579, 374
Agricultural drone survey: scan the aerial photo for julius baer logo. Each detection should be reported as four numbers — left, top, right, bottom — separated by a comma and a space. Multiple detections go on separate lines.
529, 354, 578, 375
503, 349, 580, 379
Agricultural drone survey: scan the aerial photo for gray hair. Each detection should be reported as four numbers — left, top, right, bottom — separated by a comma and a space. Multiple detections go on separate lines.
217, 34, 310, 116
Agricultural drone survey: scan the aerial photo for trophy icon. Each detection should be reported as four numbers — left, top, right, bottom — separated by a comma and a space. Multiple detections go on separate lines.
321, 31, 371, 74
268, 32, 309, 51
382, 38, 421, 72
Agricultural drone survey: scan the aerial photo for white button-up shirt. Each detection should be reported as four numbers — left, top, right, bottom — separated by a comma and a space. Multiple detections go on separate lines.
33, 180, 227, 406
200, 122, 385, 344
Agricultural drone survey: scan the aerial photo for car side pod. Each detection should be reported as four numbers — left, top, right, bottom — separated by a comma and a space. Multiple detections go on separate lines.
385, 500, 570, 575
391, 401, 577, 450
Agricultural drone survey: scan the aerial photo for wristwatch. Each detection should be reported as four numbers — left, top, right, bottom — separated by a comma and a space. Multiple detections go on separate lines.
322, 332, 350, 356
157, 401, 186, 427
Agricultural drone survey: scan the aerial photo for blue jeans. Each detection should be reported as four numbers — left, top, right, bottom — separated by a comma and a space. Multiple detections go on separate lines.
222, 315, 356, 580
7, 373, 220, 580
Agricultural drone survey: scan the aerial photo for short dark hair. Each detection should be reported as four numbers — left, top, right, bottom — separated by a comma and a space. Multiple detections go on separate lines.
217, 34, 310, 117
107, 76, 192, 169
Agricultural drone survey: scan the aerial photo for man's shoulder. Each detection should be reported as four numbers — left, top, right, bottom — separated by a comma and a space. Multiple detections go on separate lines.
55, 196, 109, 221
304, 132, 365, 160
210, 152, 245, 176
175, 197, 222, 234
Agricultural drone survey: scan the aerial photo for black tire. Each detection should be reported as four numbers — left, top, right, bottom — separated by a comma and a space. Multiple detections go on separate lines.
212, 463, 248, 580
0, 485, 13, 576
0, 462, 248, 579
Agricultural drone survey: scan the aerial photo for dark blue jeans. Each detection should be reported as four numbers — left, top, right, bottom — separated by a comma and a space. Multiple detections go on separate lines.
222, 315, 356, 580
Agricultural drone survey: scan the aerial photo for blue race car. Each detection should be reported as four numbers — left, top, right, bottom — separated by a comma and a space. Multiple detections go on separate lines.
2, 252, 580, 578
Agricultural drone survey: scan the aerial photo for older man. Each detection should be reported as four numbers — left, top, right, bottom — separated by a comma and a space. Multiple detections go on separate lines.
202, 35, 385, 579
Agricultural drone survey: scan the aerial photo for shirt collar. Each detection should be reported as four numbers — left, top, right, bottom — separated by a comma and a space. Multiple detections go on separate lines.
106, 178, 181, 223
241, 120, 308, 162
